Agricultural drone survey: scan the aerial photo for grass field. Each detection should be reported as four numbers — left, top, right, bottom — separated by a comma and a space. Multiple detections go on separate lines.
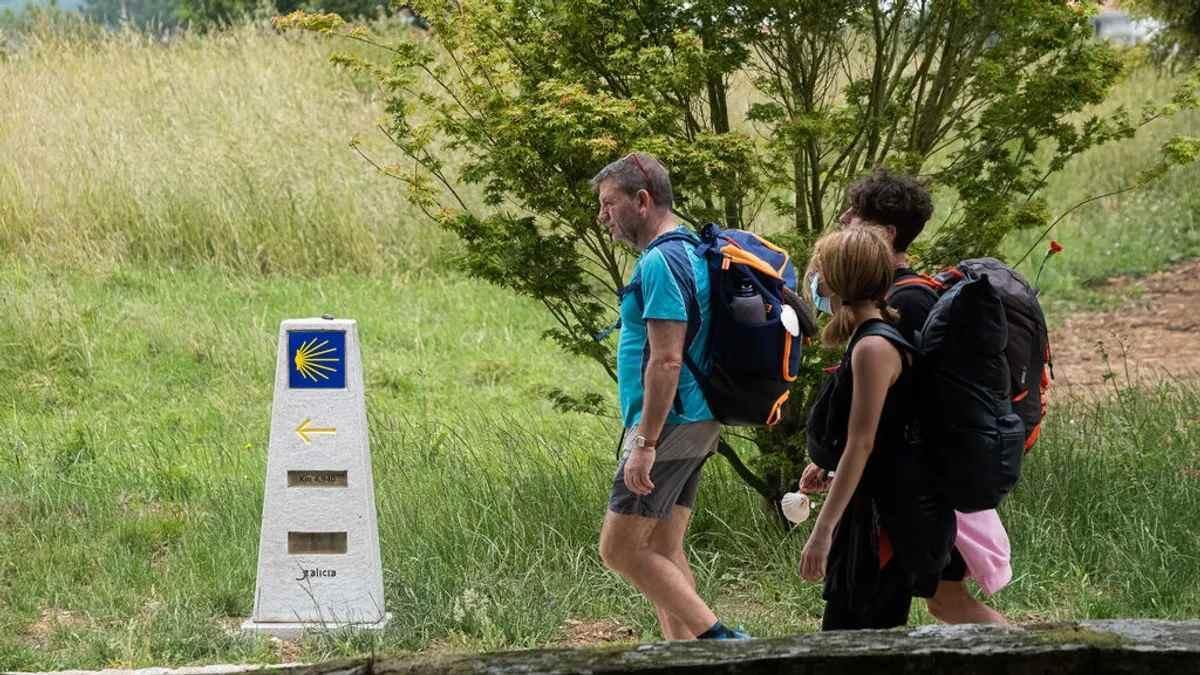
1, 262, 1199, 669
1, 18, 1199, 671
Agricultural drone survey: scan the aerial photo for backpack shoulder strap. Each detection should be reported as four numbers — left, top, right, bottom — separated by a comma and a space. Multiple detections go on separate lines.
616, 230, 701, 309
932, 266, 967, 288
853, 320, 916, 355
850, 321, 917, 380
596, 230, 701, 344
887, 274, 941, 303
644, 230, 701, 252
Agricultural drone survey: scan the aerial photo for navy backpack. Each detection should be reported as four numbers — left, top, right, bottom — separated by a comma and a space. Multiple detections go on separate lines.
619, 223, 813, 427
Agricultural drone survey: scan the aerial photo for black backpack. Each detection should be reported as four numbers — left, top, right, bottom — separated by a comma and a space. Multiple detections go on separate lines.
806, 321, 958, 577
916, 273, 1026, 512
889, 258, 1052, 452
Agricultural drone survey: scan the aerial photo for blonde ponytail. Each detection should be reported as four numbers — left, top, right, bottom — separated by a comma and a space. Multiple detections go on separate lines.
810, 226, 898, 347
822, 303, 857, 347
877, 298, 901, 325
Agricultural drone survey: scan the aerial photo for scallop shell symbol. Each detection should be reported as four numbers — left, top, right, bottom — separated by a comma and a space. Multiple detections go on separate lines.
293, 337, 340, 382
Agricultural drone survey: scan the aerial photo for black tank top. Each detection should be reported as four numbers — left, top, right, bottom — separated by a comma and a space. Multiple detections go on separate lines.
845, 319, 919, 497
807, 318, 917, 472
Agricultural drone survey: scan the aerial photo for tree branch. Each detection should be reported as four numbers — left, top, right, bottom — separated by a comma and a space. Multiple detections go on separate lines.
1014, 180, 1152, 267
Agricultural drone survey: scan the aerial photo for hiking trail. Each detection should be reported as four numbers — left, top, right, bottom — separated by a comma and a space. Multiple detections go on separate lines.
1050, 259, 1200, 392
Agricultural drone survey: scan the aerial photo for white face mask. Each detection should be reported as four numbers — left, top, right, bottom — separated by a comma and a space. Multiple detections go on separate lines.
809, 273, 832, 315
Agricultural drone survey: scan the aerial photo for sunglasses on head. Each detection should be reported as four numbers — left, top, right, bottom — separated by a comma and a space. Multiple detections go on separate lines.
625, 153, 655, 202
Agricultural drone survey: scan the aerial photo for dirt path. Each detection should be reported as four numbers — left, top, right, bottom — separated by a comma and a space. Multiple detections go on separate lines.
1049, 259, 1200, 391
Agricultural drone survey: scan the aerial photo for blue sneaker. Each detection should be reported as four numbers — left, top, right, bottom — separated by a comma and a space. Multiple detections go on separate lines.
699, 621, 752, 640
722, 626, 752, 640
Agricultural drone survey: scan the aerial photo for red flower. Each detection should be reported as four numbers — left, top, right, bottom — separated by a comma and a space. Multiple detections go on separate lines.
1049, 240, 1064, 255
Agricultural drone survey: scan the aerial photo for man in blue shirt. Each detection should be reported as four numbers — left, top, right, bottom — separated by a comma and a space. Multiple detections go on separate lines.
591, 153, 746, 641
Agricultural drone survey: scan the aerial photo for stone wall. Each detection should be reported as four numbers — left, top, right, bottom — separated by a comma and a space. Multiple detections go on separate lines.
268, 620, 1200, 675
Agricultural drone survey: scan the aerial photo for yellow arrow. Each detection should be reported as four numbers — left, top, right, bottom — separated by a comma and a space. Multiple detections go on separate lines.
295, 418, 337, 444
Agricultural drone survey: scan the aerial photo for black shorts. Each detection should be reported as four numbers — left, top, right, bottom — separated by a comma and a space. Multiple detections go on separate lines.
941, 546, 968, 582
608, 421, 719, 520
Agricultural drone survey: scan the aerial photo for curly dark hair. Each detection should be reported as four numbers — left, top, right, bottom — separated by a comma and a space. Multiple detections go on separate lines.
845, 168, 933, 252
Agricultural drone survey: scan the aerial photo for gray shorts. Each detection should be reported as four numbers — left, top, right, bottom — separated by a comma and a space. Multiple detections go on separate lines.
608, 421, 720, 519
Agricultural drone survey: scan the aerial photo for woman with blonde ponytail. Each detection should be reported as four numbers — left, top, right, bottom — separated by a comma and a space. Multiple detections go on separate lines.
797, 226, 955, 630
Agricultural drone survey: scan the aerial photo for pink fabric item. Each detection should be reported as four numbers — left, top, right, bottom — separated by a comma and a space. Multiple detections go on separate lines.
954, 509, 1012, 595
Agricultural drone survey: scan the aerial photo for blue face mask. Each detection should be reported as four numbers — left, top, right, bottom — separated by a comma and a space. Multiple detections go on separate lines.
809, 273, 832, 316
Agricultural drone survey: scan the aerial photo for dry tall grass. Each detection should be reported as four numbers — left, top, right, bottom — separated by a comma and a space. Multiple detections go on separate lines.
0, 23, 441, 275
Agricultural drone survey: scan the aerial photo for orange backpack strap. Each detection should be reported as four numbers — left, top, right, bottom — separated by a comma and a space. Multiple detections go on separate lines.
886, 274, 942, 301
933, 266, 966, 287
1027, 344, 1054, 453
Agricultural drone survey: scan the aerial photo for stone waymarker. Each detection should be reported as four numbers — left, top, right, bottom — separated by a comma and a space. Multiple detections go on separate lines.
242, 317, 389, 639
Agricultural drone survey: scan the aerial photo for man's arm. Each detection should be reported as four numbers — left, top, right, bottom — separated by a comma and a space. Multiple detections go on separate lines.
622, 318, 686, 496
639, 318, 687, 444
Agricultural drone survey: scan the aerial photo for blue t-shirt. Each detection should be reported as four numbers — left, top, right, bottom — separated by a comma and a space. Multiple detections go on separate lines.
617, 228, 714, 428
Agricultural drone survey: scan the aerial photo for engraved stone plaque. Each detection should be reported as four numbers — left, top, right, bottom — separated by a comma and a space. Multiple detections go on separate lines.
287, 470, 349, 487
288, 531, 348, 554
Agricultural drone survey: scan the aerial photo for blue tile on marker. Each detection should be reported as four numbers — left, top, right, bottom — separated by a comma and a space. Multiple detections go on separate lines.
287, 331, 346, 389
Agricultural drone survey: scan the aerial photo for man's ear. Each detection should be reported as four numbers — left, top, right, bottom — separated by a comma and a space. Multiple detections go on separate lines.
638, 189, 653, 211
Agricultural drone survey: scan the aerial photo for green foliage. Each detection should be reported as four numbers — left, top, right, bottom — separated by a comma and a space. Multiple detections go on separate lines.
284, 0, 1200, 500
174, 0, 250, 27
0, 2, 102, 42
278, 0, 773, 371
747, 1, 1192, 265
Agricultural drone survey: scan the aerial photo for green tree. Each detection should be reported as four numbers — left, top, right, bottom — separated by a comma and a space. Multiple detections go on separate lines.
745, 0, 1198, 265
280, 0, 1199, 503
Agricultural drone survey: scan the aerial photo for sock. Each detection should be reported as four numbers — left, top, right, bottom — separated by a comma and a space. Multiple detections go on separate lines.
697, 620, 730, 640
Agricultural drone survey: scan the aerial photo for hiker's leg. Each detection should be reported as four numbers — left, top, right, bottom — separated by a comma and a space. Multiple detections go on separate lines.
648, 447, 712, 639
927, 546, 1007, 624
647, 505, 699, 639
602, 422, 720, 639
928, 580, 1007, 624
600, 510, 717, 638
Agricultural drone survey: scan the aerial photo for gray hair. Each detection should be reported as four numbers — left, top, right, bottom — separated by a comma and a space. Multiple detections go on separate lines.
589, 152, 674, 209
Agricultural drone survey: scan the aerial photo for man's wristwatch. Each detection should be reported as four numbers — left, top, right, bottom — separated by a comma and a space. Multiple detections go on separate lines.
633, 433, 657, 451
